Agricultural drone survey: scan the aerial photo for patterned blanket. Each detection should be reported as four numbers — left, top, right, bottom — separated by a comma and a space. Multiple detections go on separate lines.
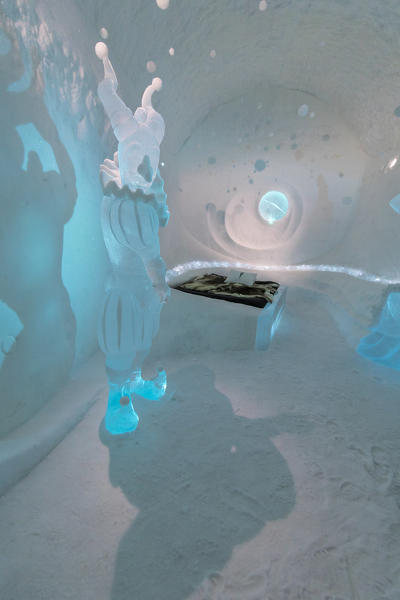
174, 273, 279, 308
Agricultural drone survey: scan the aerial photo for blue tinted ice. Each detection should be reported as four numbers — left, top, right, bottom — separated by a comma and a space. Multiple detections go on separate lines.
95, 42, 170, 434
255, 286, 287, 350
358, 292, 400, 369
390, 194, 400, 214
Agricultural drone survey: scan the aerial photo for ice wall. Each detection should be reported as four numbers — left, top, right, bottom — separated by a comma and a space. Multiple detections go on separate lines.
0, 1, 109, 435
2, 0, 400, 435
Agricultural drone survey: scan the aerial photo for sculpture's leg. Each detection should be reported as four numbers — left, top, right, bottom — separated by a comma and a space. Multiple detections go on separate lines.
98, 288, 143, 434
125, 349, 167, 401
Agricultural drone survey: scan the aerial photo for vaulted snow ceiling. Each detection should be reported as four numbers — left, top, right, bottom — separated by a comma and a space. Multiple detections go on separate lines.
78, 0, 400, 159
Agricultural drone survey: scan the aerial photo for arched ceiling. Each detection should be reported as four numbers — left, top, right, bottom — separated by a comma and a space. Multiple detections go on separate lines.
77, 0, 400, 160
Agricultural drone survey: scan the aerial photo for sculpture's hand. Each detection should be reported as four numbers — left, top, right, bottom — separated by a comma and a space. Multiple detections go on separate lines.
95, 41, 118, 90
145, 256, 170, 303
154, 281, 171, 304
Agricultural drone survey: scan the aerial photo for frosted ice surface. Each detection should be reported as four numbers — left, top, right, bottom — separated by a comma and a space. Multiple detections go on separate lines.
7, 33, 32, 93
0, 28, 11, 55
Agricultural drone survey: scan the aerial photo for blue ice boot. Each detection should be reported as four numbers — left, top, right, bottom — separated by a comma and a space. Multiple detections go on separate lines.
125, 368, 167, 401
105, 384, 139, 434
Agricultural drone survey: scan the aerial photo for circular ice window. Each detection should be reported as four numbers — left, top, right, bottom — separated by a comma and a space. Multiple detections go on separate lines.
258, 191, 289, 224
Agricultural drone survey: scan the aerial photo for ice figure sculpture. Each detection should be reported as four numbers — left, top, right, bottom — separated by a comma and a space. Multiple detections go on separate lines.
95, 42, 170, 434
358, 292, 400, 369
95, 42, 165, 194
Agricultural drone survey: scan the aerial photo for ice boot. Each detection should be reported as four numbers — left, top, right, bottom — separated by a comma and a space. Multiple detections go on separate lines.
105, 384, 139, 434
124, 368, 167, 401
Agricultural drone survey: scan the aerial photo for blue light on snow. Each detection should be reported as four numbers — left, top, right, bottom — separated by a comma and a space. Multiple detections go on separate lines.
15, 123, 60, 173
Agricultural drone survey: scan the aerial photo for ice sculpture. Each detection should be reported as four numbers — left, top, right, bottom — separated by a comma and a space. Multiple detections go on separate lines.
358, 292, 400, 369
95, 41, 170, 434
95, 42, 165, 194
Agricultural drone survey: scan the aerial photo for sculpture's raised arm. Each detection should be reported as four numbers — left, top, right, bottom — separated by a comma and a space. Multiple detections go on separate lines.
95, 41, 164, 193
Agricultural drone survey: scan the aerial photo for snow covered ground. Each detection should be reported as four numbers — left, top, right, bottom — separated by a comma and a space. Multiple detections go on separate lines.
1, 286, 400, 600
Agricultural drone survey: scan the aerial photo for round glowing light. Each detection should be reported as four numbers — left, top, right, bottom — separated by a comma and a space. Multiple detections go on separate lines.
258, 191, 289, 224
259, 0, 268, 10
99, 27, 108, 39
169, 47, 175, 56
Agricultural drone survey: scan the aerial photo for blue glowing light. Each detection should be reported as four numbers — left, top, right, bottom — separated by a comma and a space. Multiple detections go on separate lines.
258, 191, 289, 224
166, 261, 400, 285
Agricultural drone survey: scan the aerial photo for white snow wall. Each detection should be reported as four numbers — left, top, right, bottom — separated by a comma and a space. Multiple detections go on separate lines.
2, 0, 400, 434
76, 0, 400, 276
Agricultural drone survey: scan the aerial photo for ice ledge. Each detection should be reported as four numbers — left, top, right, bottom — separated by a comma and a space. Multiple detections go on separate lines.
0, 353, 105, 497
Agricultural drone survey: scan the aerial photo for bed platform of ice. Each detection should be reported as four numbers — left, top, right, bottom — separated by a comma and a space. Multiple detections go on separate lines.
152, 268, 287, 357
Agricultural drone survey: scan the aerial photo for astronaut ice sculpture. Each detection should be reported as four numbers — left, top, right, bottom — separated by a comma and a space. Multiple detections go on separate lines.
95, 41, 170, 434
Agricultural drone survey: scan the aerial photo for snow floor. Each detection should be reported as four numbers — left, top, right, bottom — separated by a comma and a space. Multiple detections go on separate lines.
1, 287, 400, 600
